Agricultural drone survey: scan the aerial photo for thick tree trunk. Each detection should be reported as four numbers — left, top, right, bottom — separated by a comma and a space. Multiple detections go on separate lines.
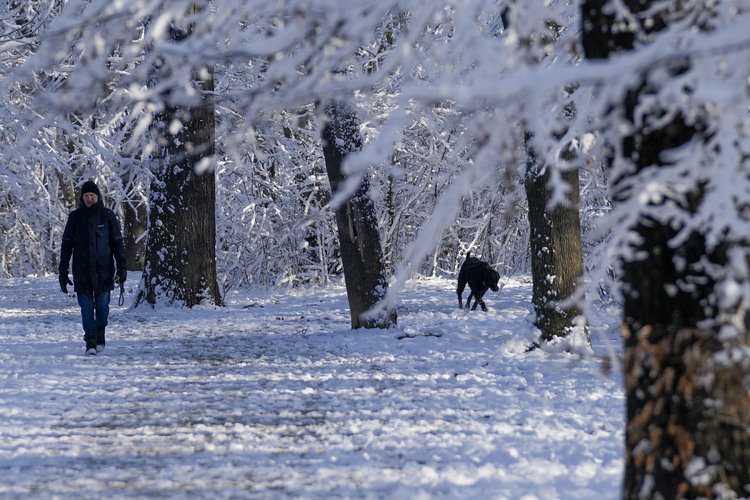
321, 103, 395, 329
582, 1, 750, 497
623, 324, 750, 499
135, 60, 221, 307
524, 134, 586, 341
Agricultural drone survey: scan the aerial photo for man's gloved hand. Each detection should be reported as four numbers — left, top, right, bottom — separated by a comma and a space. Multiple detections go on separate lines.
116, 269, 127, 285
59, 274, 72, 294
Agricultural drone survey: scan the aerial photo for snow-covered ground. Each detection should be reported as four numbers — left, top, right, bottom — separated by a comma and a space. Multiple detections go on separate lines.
0, 274, 624, 499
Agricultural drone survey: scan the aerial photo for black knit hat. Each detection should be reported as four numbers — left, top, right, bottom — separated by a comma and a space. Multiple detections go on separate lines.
79, 181, 103, 208
81, 181, 99, 196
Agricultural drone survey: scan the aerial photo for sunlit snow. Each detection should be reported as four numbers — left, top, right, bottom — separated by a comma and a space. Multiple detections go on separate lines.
0, 274, 624, 499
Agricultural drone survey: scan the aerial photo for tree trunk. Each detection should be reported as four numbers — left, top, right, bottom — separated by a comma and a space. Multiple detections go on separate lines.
582, 1, 750, 497
321, 103, 395, 329
135, 22, 221, 307
524, 133, 586, 342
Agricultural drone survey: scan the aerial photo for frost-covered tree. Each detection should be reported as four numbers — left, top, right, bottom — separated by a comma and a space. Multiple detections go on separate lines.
322, 103, 394, 328
514, 13, 587, 343
582, 0, 750, 497
1, 1, 569, 292
135, 7, 221, 307
214, 105, 338, 289
0, 1, 151, 278
525, 131, 585, 342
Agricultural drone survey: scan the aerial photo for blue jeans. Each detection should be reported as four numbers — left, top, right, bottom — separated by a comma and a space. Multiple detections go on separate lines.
77, 291, 110, 340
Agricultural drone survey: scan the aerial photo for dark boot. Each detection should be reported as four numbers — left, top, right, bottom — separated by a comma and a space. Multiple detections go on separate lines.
96, 327, 106, 352
85, 337, 97, 355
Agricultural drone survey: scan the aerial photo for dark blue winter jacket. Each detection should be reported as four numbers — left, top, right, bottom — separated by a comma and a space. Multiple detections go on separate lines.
59, 184, 126, 295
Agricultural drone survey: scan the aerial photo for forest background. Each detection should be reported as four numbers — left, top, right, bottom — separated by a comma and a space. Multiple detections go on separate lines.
1, 1, 604, 293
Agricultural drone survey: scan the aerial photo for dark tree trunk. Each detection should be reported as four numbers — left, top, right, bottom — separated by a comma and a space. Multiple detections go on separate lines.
321, 103, 395, 329
135, 22, 221, 307
582, 1, 750, 497
524, 134, 586, 341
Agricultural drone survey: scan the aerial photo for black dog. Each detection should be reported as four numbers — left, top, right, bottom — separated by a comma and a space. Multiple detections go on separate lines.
457, 252, 501, 311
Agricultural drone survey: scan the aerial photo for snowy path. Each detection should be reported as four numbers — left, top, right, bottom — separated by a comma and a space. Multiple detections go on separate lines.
0, 275, 624, 499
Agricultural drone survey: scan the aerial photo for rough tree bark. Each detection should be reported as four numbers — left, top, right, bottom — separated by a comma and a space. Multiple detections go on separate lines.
524, 133, 586, 342
135, 17, 221, 307
582, 1, 750, 497
321, 103, 395, 329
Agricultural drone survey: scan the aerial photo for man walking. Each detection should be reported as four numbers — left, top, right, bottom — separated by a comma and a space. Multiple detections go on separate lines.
59, 181, 127, 355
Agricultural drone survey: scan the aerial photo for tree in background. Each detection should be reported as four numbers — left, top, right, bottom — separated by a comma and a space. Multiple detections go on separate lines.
321, 103, 394, 329
525, 132, 585, 343
135, 10, 221, 307
502, 7, 587, 343
582, 0, 750, 497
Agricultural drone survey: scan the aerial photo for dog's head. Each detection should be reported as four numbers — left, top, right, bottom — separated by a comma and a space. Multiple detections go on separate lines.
487, 269, 500, 292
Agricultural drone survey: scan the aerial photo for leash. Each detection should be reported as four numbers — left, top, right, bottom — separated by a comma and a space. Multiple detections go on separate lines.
115, 275, 125, 306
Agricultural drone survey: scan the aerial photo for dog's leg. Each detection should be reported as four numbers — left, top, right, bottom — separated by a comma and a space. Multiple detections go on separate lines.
457, 280, 466, 308
472, 291, 487, 311
466, 292, 474, 309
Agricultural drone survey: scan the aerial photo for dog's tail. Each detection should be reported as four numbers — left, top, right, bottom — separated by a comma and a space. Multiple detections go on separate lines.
466, 251, 471, 259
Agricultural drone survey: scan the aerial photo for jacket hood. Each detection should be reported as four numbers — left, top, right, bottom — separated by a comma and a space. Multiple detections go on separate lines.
79, 181, 104, 209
